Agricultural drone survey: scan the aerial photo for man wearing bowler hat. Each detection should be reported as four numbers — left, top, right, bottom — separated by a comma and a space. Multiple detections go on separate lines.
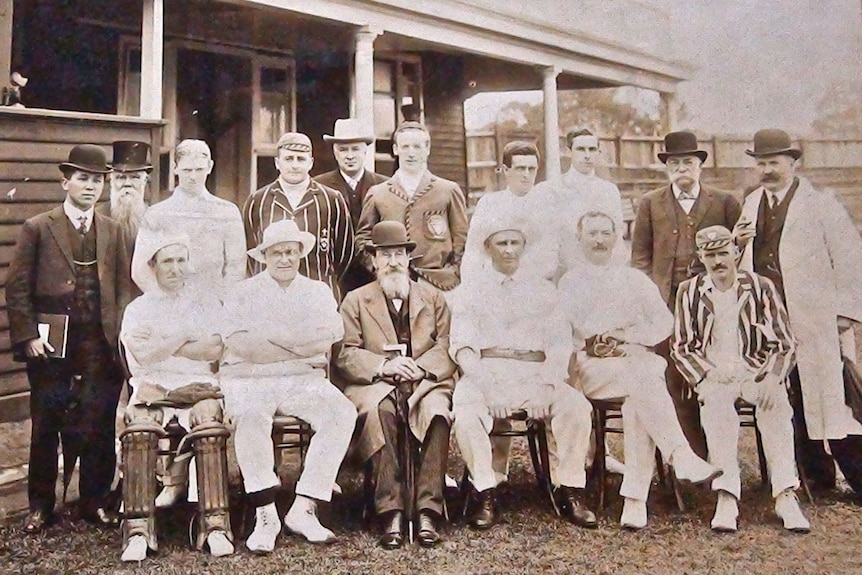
315, 119, 388, 293
98, 141, 152, 250
630, 130, 741, 459
334, 221, 457, 549
6, 144, 133, 533
244, 131, 354, 301
735, 128, 862, 494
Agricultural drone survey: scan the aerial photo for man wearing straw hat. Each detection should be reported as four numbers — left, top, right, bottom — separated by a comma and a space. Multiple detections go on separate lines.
334, 221, 457, 549
7, 144, 133, 533
118, 233, 234, 561
735, 128, 862, 494
220, 219, 356, 553
315, 119, 388, 293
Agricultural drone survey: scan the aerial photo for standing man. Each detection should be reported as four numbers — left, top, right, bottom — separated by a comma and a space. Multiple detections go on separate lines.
7, 144, 133, 533
133, 139, 246, 295
243, 132, 354, 301
335, 221, 457, 549
671, 226, 808, 533
631, 131, 742, 458
451, 217, 595, 530
536, 128, 625, 272
461, 141, 559, 285
560, 211, 719, 530
98, 140, 151, 251
736, 129, 862, 494
119, 233, 234, 562
315, 119, 388, 293
356, 122, 468, 296
221, 220, 355, 553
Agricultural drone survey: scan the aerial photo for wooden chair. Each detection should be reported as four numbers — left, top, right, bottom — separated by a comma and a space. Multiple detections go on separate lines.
590, 398, 685, 512
735, 399, 813, 502
461, 409, 560, 517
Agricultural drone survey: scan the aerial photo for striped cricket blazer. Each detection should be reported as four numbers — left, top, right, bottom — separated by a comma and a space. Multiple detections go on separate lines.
242, 178, 354, 301
671, 270, 796, 387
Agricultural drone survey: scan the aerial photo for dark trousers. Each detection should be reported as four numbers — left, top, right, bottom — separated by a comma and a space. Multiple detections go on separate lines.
788, 368, 862, 493
656, 338, 708, 459
371, 395, 449, 516
26, 325, 123, 513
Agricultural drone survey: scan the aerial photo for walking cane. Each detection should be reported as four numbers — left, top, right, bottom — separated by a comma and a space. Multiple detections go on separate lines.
384, 344, 416, 543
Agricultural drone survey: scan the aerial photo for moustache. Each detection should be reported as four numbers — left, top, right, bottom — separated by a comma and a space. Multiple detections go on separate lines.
761, 174, 780, 182
712, 263, 728, 271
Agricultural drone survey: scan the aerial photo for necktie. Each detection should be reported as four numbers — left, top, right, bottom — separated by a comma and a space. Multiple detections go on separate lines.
76, 215, 89, 234
767, 192, 778, 210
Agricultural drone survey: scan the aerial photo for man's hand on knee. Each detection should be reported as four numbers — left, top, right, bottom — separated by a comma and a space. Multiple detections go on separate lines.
189, 398, 224, 427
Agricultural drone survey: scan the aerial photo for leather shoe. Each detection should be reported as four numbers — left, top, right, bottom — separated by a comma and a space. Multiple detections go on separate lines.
468, 488, 497, 530
377, 511, 404, 550
23, 509, 51, 534
417, 510, 441, 547
81, 506, 120, 528
555, 486, 597, 529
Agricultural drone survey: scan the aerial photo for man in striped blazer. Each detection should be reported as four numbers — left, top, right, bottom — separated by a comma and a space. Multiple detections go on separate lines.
671, 225, 809, 533
243, 132, 354, 301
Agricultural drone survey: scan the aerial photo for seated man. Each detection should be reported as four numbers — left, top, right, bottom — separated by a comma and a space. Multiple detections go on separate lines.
220, 220, 356, 553
334, 221, 457, 549
119, 233, 233, 562
450, 217, 596, 529
671, 226, 809, 532
560, 211, 720, 530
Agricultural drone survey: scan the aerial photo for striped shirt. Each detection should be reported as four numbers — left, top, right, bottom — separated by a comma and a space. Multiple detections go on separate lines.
242, 178, 354, 301
671, 270, 796, 386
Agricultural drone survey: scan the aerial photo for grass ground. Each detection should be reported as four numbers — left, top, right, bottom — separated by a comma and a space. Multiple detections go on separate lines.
1, 430, 860, 575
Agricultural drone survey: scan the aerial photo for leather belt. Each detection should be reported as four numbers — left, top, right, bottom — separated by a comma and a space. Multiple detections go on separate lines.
480, 348, 546, 362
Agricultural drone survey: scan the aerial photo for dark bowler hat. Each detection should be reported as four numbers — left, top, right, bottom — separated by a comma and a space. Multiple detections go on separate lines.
745, 129, 802, 160
657, 131, 708, 163
59, 144, 111, 174
366, 221, 416, 252
111, 140, 152, 172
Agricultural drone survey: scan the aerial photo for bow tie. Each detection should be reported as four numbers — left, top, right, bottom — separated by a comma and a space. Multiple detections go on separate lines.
677, 191, 696, 201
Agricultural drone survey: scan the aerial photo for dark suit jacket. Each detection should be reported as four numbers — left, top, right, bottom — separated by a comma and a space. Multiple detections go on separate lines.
630, 183, 741, 305
6, 205, 133, 356
314, 169, 388, 228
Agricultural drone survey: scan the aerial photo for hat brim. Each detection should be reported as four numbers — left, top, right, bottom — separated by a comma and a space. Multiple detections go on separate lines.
248, 232, 316, 263
111, 163, 153, 173
696, 239, 734, 252
59, 162, 111, 174
365, 241, 417, 253
657, 150, 708, 164
744, 148, 802, 160
323, 134, 374, 144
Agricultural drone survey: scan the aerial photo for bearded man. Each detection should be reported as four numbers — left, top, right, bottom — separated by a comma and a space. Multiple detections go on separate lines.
98, 141, 151, 251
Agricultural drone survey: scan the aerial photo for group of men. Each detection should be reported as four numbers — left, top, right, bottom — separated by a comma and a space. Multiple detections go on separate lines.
7, 115, 862, 561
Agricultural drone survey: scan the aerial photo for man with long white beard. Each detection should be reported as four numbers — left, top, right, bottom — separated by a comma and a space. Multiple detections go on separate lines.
98, 141, 151, 252
335, 221, 457, 549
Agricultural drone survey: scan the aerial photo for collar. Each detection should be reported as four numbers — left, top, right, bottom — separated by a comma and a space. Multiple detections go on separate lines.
63, 199, 94, 228
672, 182, 701, 200
340, 169, 365, 189
767, 178, 795, 204
278, 176, 311, 195
702, 274, 739, 294
394, 169, 426, 196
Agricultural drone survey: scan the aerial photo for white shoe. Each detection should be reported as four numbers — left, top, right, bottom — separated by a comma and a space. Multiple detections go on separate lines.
155, 484, 186, 508
671, 448, 723, 486
620, 497, 647, 530
606, 455, 626, 476
207, 530, 234, 557
775, 489, 810, 533
120, 535, 148, 562
283, 495, 336, 544
710, 491, 738, 532
246, 503, 281, 554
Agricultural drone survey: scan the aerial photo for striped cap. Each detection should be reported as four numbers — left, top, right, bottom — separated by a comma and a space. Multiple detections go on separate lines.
695, 225, 733, 251
276, 132, 312, 153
